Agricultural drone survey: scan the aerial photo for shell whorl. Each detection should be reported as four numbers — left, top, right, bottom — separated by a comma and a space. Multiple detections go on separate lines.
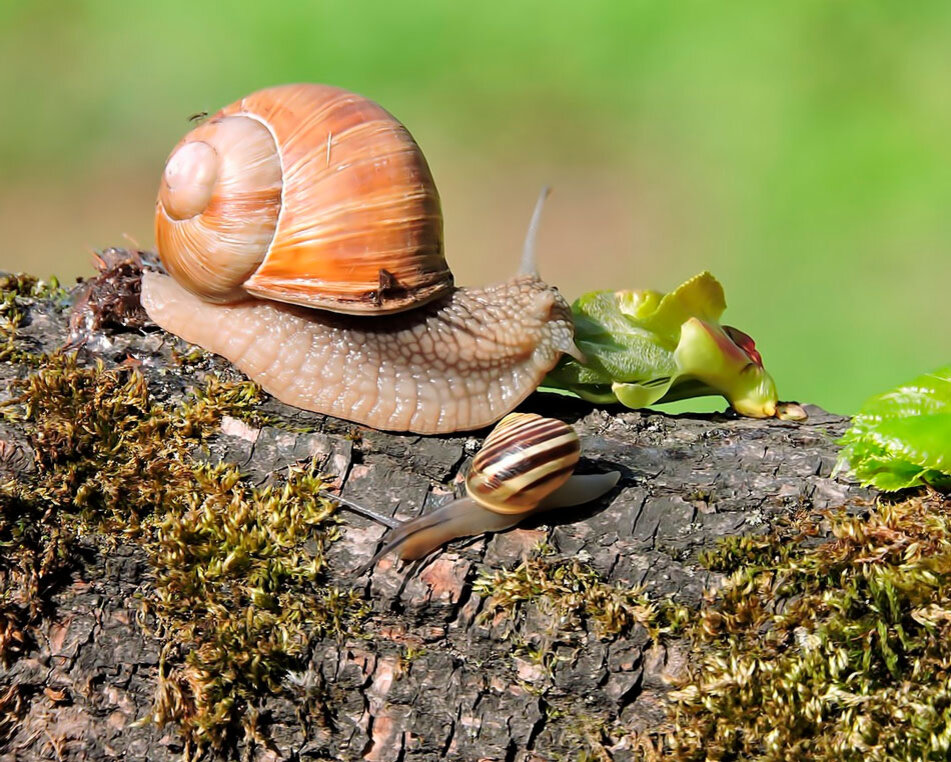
157, 115, 283, 302
155, 83, 452, 314
465, 413, 581, 514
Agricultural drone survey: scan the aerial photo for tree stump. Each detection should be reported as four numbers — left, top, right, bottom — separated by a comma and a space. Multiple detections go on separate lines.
0, 258, 869, 761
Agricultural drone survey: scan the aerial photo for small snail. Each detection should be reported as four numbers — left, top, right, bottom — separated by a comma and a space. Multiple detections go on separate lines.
323, 413, 621, 571
140, 83, 583, 434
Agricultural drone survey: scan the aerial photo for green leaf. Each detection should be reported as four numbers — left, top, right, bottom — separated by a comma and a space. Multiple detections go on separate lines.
612, 378, 675, 408
837, 366, 951, 491
629, 271, 726, 337
545, 272, 780, 417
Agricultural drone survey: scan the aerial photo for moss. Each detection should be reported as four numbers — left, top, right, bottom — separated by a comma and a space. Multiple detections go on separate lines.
474, 549, 670, 643
171, 345, 213, 370
145, 461, 367, 750
0, 273, 65, 302
474, 552, 686, 760
475, 497, 951, 761
0, 273, 65, 362
650, 493, 951, 761
0, 490, 71, 663
1, 354, 366, 755
0, 684, 26, 746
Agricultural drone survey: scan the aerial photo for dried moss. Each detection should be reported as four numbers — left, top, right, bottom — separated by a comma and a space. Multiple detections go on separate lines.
0, 355, 366, 756
651, 493, 951, 761
0, 489, 71, 663
0, 684, 26, 746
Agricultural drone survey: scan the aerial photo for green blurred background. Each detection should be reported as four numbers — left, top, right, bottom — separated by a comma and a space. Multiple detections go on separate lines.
1, 0, 948, 414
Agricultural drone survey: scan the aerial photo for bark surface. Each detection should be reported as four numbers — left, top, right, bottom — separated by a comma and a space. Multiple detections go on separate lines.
0, 262, 870, 761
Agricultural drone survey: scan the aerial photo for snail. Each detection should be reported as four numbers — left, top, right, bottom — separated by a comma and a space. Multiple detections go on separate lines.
140, 83, 583, 434
321, 413, 621, 571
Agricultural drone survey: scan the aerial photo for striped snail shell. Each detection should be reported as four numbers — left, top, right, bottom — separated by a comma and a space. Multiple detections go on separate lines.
465, 412, 581, 514
325, 413, 621, 570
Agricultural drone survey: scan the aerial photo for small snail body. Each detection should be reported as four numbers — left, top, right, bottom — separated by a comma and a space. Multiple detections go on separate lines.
326, 413, 621, 570
141, 83, 581, 434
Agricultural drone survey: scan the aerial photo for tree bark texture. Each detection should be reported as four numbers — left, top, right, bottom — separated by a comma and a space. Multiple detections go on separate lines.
0, 262, 871, 761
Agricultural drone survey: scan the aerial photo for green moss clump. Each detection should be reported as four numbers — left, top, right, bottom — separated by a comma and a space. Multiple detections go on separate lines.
146, 460, 367, 751
474, 552, 664, 642
0, 273, 64, 302
473, 499, 951, 761
1, 355, 365, 755
654, 493, 951, 761
4, 358, 261, 529
0, 273, 65, 361
475, 553, 685, 760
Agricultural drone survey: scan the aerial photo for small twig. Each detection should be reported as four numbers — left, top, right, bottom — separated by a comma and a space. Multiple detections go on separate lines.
318, 489, 401, 529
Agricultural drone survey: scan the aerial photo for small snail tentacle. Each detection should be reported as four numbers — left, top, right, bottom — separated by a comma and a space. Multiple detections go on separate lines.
322, 413, 621, 572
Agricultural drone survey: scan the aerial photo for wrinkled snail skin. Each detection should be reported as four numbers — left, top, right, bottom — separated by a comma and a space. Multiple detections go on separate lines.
144, 83, 581, 433
140, 271, 576, 434
324, 413, 622, 571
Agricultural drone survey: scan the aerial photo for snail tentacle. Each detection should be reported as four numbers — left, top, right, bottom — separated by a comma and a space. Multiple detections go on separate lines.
512, 186, 586, 363
519, 185, 551, 278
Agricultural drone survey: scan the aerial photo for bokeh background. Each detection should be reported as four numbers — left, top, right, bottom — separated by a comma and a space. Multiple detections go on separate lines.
1, 1, 948, 414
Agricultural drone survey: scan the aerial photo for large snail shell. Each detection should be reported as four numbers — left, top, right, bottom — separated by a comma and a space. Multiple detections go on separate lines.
155, 83, 451, 314
465, 413, 581, 515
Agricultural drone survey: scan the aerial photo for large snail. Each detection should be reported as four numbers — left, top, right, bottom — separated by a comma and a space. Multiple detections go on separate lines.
323, 413, 621, 571
140, 83, 583, 434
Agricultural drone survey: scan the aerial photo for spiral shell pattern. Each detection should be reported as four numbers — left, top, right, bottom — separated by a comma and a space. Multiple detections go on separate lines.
155, 83, 451, 314
465, 413, 581, 515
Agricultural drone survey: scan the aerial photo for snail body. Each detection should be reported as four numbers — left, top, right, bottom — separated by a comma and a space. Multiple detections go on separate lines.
141, 271, 576, 433
141, 83, 581, 433
326, 413, 621, 570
